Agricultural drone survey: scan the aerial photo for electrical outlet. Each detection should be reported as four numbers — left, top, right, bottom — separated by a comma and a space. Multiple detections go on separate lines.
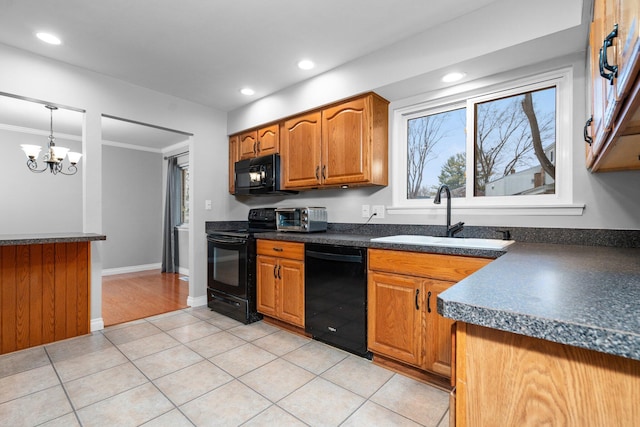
361, 204, 370, 218
372, 205, 385, 218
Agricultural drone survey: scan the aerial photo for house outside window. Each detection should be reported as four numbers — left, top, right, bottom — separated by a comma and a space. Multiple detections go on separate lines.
392, 67, 577, 215
180, 165, 189, 225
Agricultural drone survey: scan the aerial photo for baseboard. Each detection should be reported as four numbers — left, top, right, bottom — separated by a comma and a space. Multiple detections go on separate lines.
102, 263, 162, 276
91, 318, 104, 332
178, 266, 189, 276
187, 295, 207, 307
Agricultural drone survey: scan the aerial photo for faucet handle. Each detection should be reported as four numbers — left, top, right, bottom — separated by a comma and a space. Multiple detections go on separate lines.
448, 221, 465, 237
495, 229, 511, 240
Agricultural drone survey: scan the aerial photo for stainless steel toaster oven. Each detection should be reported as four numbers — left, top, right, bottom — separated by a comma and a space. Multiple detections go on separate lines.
275, 207, 327, 232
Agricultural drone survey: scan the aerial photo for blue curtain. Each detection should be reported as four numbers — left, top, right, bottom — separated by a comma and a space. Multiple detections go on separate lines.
161, 157, 181, 273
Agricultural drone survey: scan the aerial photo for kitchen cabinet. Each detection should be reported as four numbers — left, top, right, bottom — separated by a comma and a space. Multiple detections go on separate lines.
280, 111, 323, 188
238, 124, 279, 160
228, 134, 239, 194
455, 322, 640, 426
281, 92, 389, 189
367, 249, 491, 380
256, 239, 304, 327
588, 0, 640, 171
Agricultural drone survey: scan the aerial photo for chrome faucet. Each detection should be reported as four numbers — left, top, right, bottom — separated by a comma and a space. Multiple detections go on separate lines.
433, 184, 464, 238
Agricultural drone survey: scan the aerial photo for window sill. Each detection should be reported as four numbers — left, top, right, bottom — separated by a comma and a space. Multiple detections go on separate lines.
386, 203, 585, 216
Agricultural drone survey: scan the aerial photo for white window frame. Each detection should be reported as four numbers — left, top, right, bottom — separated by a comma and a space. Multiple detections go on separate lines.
389, 67, 584, 216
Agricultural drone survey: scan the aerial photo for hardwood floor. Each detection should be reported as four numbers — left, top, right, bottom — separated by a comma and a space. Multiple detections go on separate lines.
102, 270, 189, 326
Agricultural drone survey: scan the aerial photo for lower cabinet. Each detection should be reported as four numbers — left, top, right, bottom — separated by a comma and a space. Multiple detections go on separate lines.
368, 249, 492, 379
256, 240, 305, 327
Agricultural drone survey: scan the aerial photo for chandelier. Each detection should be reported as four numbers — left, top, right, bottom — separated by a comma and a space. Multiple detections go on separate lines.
20, 105, 82, 175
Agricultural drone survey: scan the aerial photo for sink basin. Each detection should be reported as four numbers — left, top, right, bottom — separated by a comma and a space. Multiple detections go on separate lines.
370, 235, 515, 250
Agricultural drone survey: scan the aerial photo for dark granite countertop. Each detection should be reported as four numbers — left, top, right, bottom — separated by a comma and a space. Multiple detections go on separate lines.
438, 242, 640, 361
255, 231, 506, 258
0, 232, 106, 246
253, 230, 640, 361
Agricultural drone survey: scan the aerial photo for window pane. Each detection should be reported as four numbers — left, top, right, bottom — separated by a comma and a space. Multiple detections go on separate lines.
181, 167, 189, 224
474, 87, 556, 197
407, 108, 466, 199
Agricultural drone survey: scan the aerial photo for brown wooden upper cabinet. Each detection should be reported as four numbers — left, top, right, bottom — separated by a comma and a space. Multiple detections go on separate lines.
238, 124, 279, 160
588, 0, 640, 171
281, 92, 389, 189
228, 134, 239, 194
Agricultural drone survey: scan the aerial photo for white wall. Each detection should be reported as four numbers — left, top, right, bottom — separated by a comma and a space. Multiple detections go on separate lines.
0, 43, 229, 328
102, 145, 163, 270
0, 128, 83, 234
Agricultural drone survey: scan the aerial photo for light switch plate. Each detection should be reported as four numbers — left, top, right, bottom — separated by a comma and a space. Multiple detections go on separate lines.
361, 204, 370, 218
205, 200, 212, 210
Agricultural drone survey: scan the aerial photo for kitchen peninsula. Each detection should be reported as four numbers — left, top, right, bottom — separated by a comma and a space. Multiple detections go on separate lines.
0, 233, 105, 355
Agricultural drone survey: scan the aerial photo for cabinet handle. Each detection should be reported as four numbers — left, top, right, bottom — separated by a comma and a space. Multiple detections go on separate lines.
322, 165, 326, 180
273, 265, 278, 278
277, 265, 281, 279
415, 289, 420, 310
256, 140, 261, 153
272, 247, 283, 252
599, 24, 618, 84
584, 116, 593, 146
427, 291, 432, 313
253, 141, 257, 154
315, 166, 320, 180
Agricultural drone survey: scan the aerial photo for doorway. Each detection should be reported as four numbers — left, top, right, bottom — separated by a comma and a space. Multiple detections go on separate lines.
101, 115, 192, 326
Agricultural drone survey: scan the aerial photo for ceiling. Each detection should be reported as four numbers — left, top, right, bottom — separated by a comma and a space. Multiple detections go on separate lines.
0, 0, 501, 112
0, 0, 588, 150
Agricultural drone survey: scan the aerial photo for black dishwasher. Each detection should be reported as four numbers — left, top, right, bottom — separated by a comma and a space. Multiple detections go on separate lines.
305, 243, 371, 359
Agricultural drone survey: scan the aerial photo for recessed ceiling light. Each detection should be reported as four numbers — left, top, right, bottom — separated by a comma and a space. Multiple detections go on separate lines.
36, 32, 62, 45
442, 72, 466, 83
240, 88, 255, 96
297, 59, 315, 70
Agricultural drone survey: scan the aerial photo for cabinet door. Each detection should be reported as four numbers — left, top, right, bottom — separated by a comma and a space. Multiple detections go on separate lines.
277, 259, 305, 327
321, 97, 370, 186
256, 255, 278, 317
423, 279, 455, 377
615, 0, 640, 101
239, 130, 258, 160
281, 112, 322, 188
589, 0, 610, 163
368, 272, 423, 366
601, 0, 622, 132
257, 124, 278, 156
228, 135, 239, 194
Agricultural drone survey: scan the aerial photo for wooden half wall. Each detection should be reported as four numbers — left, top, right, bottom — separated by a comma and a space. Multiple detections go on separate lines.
0, 242, 90, 354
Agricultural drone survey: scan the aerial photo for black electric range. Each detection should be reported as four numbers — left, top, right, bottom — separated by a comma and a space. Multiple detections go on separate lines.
205, 208, 276, 324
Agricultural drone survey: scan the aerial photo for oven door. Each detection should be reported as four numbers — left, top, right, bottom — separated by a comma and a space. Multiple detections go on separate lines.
207, 234, 248, 299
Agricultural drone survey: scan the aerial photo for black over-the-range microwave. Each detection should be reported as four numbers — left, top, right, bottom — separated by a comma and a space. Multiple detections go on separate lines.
234, 154, 297, 196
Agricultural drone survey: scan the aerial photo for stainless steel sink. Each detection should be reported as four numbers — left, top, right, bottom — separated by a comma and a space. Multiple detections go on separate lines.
370, 235, 515, 250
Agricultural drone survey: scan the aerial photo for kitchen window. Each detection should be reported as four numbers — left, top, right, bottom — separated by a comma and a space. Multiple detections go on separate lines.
391, 67, 581, 215
180, 164, 189, 224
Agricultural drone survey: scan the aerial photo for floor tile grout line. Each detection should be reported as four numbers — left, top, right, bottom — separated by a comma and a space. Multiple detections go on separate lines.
42, 346, 84, 427
98, 325, 201, 426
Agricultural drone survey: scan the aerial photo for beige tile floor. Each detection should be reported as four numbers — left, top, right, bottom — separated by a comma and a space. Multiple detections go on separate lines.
0, 306, 450, 427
